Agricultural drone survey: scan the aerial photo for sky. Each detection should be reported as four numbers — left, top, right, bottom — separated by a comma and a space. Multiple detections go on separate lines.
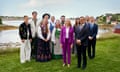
0, 0, 120, 19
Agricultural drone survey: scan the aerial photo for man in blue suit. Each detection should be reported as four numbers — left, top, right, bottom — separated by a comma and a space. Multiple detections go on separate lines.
88, 16, 98, 59
75, 16, 89, 69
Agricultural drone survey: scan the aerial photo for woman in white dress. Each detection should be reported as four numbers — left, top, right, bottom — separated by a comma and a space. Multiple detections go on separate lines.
51, 20, 62, 59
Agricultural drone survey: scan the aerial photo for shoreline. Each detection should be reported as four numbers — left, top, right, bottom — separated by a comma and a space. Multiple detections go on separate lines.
0, 24, 18, 30
0, 24, 114, 31
0, 33, 119, 49
0, 42, 21, 49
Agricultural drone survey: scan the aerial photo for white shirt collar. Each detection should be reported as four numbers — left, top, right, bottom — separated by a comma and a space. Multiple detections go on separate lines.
80, 23, 85, 26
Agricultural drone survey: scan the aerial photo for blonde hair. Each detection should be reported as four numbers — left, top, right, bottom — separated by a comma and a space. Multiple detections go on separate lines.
40, 19, 49, 33
65, 19, 72, 27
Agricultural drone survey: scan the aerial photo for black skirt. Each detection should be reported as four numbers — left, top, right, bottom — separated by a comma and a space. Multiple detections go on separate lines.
36, 34, 51, 62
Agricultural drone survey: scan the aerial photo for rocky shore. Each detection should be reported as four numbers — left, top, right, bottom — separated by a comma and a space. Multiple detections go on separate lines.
0, 42, 21, 49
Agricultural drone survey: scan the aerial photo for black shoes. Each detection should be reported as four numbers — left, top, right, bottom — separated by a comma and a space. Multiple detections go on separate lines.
82, 65, 86, 70
77, 65, 81, 68
89, 56, 95, 59
77, 64, 86, 70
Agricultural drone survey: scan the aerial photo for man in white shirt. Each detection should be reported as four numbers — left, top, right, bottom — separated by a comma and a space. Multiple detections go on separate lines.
29, 11, 40, 59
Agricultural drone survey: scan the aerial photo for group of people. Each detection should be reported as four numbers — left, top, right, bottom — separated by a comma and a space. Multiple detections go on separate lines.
19, 11, 98, 70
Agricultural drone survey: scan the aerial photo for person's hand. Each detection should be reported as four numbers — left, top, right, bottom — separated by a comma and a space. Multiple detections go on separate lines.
91, 37, 93, 40
45, 39, 48, 42
60, 44, 62, 48
43, 39, 46, 42
52, 41, 56, 45
88, 36, 93, 40
21, 39, 25, 43
76, 40, 81, 44
54, 43, 56, 45
71, 44, 73, 49
76, 39, 81, 45
30, 39, 32, 42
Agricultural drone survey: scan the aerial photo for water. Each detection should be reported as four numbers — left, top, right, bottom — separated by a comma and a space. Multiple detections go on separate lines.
0, 30, 20, 43
3, 20, 23, 26
0, 20, 109, 43
97, 29, 109, 38
0, 20, 22, 43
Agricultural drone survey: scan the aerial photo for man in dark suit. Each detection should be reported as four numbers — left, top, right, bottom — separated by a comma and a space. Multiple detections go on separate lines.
75, 16, 89, 69
88, 16, 98, 59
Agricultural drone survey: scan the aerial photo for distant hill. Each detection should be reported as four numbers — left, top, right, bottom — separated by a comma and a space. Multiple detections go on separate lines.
0, 16, 31, 21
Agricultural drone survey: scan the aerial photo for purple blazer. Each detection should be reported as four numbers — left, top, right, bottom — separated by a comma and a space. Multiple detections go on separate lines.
60, 26, 74, 45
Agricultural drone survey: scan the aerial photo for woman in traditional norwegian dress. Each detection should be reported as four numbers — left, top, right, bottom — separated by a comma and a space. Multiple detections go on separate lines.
51, 20, 62, 59
36, 19, 51, 62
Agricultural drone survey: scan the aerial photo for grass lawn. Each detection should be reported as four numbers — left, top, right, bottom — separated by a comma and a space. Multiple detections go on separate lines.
0, 36, 120, 72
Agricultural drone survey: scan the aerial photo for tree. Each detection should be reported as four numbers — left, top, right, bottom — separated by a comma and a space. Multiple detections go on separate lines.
111, 15, 117, 21
0, 18, 2, 24
96, 15, 106, 24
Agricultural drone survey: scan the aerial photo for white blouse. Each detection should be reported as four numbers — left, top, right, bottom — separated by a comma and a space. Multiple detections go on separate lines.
66, 27, 69, 38
51, 28, 61, 43
29, 19, 40, 38
37, 25, 51, 40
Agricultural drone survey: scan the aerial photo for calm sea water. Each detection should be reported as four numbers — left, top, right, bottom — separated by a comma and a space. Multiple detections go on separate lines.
0, 30, 20, 43
3, 20, 23, 26
0, 21, 22, 43
0, 20, 108, 43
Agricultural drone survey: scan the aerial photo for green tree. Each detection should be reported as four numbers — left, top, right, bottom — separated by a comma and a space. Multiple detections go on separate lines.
0, 18, 2, 24
111, 14, 117, 21
96, 15, 106, 24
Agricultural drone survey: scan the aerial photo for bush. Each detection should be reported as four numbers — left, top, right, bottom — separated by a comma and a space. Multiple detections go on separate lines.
0, 18, 2, 24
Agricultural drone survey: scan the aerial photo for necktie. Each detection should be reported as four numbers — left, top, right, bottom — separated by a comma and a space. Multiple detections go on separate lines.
79, 25, 83, 31
90, 24, 94, 30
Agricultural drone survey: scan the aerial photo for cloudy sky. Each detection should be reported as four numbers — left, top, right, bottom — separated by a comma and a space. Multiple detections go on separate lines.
1, 0, 120, 19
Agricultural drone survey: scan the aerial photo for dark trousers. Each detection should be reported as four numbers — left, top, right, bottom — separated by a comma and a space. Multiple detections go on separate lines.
72, 42, 77, 54
31, 37, 38, 59
88, 39, 96, 58
76, 44, 87, 67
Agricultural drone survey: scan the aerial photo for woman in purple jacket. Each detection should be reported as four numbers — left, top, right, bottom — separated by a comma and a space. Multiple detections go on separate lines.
60, 19, 74, 68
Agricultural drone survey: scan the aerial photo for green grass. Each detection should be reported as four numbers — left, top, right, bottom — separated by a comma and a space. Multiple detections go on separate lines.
0, 37, 120, 72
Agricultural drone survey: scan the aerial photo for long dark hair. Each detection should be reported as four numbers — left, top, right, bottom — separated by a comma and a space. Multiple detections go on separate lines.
74, 17, 80, 27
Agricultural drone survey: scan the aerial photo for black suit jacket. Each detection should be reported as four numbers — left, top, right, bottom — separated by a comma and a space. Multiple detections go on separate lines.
19, 22, 32, 40
75, 23, 89, 46
88, 23, 98, 40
